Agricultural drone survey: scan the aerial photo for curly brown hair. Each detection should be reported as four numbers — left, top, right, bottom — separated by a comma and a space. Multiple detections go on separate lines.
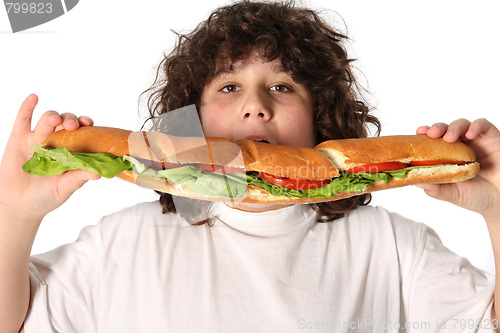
142, 0, 381, 222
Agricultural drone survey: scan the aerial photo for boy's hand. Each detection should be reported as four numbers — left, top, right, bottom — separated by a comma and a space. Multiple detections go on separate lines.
0, 94, 100, 225
416, 118, 500, 220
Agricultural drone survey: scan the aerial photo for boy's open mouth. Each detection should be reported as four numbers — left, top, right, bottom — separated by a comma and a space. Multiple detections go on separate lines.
248, 138, 270, 143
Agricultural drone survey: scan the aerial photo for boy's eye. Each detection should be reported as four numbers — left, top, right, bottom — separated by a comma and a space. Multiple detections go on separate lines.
269, 84, 291, 93
220, 84, 241, 93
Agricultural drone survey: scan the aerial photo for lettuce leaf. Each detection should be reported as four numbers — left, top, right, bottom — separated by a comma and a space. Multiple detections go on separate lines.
22, 145, 132, 178
125, 156, 249, 199
245, 172, 374, 199
347, 164, 448, 184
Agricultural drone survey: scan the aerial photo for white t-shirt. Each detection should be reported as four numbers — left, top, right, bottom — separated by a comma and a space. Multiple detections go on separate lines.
25, 202, 496, 332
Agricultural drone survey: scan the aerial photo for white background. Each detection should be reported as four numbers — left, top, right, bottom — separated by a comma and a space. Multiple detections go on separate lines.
0, 0, 499, 273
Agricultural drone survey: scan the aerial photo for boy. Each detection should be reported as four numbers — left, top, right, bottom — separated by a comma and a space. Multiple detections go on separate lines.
1, 1, 500, 332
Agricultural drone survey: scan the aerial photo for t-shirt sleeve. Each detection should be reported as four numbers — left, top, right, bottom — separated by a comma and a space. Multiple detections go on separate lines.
23, 222, 103, 332
406, 225, 497, 332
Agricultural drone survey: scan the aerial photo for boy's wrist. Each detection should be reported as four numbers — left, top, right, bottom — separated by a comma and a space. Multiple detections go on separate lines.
482, 207, 500, 227
0, 203, 44, 235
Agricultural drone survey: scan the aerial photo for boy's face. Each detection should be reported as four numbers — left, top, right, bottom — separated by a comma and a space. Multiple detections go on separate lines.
200, 53, 315, 148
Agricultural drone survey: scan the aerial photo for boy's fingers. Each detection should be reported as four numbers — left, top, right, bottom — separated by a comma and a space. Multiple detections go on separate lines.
416, 126, 430, 135
32, 111, 63, 143
53, 113, 92, 132
78, 115, 94, 126
466, 118, 499, 140
55, 113, 81, 132
443, 118, 471, 143
425, 123, 449, 138
12, 94, 39, 135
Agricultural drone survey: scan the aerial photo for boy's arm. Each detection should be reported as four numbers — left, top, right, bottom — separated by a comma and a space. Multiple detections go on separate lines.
0, 210, 40, 333
0, 95, 98, 332
416, 118, 500, 319
487, 219, 500, 320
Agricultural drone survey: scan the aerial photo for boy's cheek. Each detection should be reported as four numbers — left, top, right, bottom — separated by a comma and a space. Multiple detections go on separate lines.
200, 102, 225, 120
200, 110, 233, 139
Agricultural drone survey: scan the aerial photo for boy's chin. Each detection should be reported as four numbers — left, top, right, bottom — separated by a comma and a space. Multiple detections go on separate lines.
224, 201, 292, 213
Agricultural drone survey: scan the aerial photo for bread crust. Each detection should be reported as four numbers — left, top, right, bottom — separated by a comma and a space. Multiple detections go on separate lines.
129, 132, 250, 168
237, 140, 339, 180
43, 126, 132, 156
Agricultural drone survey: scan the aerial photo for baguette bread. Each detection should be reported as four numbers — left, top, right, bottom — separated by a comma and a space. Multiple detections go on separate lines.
39, 127, 479, 204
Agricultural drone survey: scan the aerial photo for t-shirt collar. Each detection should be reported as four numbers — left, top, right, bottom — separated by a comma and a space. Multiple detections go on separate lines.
209, 202, 316, 237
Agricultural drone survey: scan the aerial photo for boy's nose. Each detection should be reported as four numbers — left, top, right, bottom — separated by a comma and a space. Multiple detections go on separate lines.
241, 90, 272, 121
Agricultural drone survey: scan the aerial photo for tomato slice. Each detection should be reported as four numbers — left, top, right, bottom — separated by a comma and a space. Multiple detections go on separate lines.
258, 172, 331, 190
346, 162, 409, 174
410, 160, 466, 166
196, 163, 245, 174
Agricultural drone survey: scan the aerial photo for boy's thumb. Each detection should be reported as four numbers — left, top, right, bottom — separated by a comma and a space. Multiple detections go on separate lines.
416, 183, 459, 204
57, 170, 101, 201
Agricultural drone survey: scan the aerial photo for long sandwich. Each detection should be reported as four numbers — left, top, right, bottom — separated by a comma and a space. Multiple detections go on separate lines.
22, 126, 479, 203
